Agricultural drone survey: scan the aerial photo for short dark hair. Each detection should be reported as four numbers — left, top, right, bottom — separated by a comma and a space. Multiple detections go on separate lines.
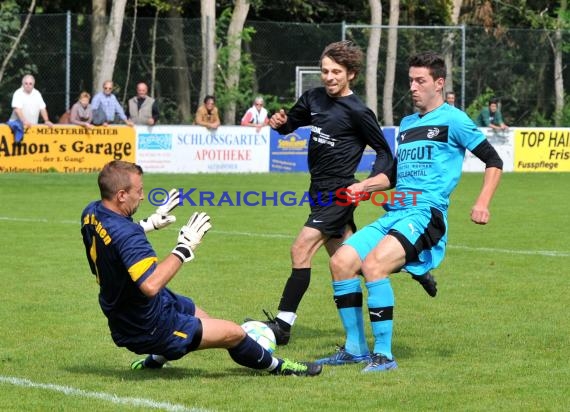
488, 97, 499, 105
320, 40, 364, 78
408, 51, 446, 81
204, 95, 215, 104
98, 160, 143, 200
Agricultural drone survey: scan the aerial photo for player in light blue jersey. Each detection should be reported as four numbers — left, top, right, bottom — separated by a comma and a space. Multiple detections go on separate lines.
316, 51, 503, 372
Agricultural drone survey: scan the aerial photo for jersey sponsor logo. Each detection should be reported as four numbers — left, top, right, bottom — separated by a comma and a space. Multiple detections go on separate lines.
398, 125, 449, 145
310, 126, 336, 147
398, 145, 434, 161
408, 223, 417, 235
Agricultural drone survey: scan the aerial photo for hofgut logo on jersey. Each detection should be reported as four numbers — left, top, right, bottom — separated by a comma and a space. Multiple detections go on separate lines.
398, 145, 434, 161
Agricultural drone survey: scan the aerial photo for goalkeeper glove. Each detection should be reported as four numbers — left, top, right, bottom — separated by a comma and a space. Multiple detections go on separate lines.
139, 188, 180, 233
172, 212, 212, 263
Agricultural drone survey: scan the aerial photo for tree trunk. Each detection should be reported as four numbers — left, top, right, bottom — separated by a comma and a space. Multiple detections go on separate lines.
200, 0, 217, 103
122, 0, 137, 105
444, 0, 462, 105
168, 8, 192, 123
365, 0, 381, 118
223, 0, 251, 125
91, 0, 107, 92
383, 0, 399, 126
553, 0, 566, 126
93, 0, 128, 91
150, 9, 158, 97
0, 0, 36, 85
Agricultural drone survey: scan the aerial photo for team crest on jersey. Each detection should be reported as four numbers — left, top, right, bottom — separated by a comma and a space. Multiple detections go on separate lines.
427, 128, 440, 139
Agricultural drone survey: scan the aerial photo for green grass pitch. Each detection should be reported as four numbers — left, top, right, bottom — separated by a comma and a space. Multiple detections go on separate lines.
0, 172, 568, 411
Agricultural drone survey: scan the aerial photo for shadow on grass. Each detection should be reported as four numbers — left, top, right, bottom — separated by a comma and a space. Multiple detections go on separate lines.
258, 323, 421, 361
64, 319, 433, 382
64, 363, 258, 381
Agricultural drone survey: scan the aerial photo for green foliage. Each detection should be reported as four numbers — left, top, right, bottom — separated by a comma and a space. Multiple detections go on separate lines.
214, 8, 260, 123
260, 0, 366, 24
0, 0, 21, 32
0, 172, 569, 411
523, 109, 553, 127
465, 87, 496, 123
0, 4, 567, 126
0, 0, 26, 74
559, 94, 570, 125
263, 94, 297, 115
160, 96, 189, 124
138, 0, 176, 13
404, 0, 451, 25
0, 0, 38, 113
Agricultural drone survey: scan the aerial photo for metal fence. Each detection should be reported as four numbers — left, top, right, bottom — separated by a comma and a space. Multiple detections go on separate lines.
0, 13, 568, 126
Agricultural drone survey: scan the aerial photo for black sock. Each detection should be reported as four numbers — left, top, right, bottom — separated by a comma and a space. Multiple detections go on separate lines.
228, 335, 273, 370
277, 268, 311, 313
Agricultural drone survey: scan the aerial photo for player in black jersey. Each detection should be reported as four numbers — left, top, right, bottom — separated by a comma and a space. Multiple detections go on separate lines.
249, 41, 395, 345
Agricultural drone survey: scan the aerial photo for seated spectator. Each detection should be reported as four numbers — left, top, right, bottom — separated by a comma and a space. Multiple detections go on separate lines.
476, 97, 508, 130
195, 95, 221, 129
240, 96, 269, 132
70, 92, 94, 129
126, 81, 159, 125
9, 74, 53, 129
91, 80, 133, 126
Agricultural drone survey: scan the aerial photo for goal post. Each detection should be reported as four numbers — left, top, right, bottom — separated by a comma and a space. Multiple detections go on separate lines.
295, 66, 321, 98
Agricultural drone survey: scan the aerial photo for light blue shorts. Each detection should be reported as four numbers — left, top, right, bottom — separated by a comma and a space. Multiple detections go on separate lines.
345, 207, 447, 275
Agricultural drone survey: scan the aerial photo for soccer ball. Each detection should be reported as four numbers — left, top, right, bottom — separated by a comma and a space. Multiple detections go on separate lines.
241, 320, 277, 354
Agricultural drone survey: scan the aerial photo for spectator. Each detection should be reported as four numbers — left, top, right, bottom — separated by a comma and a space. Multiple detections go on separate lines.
240, 96, 269, 132
126, 81, 159, 126
69, 92, 94, 130
91, 80, 133, 127
445, 91, 456, 107
195, 95, 221, 129
476, 97, 508, 130
9, 74, 53, 128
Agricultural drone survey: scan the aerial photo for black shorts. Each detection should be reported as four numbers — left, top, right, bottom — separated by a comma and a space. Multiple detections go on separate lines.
304, 178, 358, 238
110, 290, 203, 361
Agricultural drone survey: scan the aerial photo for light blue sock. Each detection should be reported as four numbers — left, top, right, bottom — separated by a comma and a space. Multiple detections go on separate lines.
366, 278, 394, 360
332, 278, 369, 356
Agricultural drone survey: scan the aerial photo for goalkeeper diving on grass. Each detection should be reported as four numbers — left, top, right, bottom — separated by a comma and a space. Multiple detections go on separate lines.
80, 160, 322, 376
